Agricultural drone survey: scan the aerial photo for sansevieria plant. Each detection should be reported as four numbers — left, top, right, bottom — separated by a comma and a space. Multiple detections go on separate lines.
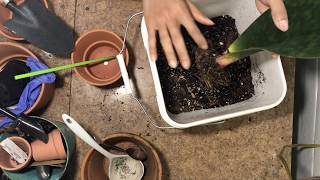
216, 0, 320, 67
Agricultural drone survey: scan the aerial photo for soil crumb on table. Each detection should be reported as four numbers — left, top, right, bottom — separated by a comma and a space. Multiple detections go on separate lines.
156, 15, 254, 114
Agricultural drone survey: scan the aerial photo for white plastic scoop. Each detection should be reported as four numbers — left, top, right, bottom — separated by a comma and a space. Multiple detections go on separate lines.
62, 114, 144, 180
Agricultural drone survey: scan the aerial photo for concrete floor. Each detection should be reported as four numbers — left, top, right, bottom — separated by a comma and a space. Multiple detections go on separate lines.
0, 0, 295, 179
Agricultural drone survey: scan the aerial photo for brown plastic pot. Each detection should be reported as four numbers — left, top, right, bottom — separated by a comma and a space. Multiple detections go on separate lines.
0, 0, 49, 40
0, 136, 32, 172
0, 42, 55, 114
71, 29, 129, 86
81, 133, 163, 180
31, 129, 67, 162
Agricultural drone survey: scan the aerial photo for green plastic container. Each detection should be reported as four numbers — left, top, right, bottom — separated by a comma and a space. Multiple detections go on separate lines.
0, 117, 76, 180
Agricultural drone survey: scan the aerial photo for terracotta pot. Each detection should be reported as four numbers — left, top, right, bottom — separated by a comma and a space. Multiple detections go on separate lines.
0, 0, 49, 40
0, 136, 32, 172
0, 42, 55, 115
71, 29, 129, 86
81, 133, 163, 180
31, 129, 66, 162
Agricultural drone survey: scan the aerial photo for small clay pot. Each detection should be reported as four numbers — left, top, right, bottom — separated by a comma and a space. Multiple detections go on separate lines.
0, 42, 55, 114
31, 129, 66, 162
72, 29, 129, 86
0, 0, 49, 40
0, 136, 32, 172
81, 133, 163, 180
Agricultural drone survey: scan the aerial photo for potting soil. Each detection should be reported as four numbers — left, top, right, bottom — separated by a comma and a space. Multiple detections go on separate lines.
156, 15, 254, 114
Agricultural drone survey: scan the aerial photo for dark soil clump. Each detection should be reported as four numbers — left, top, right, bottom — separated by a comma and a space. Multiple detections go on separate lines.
156, 15, 254, 114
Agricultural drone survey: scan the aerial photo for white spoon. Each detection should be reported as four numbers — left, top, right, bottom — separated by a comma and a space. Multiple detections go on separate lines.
62, 114, 144, 180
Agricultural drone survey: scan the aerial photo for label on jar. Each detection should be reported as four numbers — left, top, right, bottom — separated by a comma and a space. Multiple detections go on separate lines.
0, 138, 28, 164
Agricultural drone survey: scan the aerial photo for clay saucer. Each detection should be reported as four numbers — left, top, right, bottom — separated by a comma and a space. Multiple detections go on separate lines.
81, 133, 163, 180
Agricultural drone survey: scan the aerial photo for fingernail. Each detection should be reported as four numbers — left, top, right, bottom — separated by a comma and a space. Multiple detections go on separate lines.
169, 60, 178, 68
182, 61, 191, 70
151, 54, 157, 61
272, 53, 279, 59
276, 20, 288, 32
202, 43, 208, 50
183, 65, 191, 70
208, 19, 215, 25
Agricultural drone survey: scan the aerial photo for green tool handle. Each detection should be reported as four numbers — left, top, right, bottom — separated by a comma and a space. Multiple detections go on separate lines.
14, 56, 116, 80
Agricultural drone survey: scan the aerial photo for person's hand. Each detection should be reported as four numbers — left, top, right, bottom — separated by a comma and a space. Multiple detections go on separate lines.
256, 0, 288, 32
143, 0, 214, 69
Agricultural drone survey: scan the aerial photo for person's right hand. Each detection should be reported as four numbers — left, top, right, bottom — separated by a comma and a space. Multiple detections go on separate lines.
143, 0, 214, 69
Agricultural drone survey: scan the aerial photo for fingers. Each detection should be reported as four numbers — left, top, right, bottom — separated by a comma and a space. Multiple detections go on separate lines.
269, 0, 288, 32
159, 28, 178, 68
255, 0, 269, 13
147, 27, 158, 62
187, 1, 214, 26
169, 26, 191, 69
182, 18, 208, 50
256, 0, 288, 32
143, 0, 210, 69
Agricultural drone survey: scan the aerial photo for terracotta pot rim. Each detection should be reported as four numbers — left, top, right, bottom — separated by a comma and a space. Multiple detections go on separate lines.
83, 40, 122, 83
71, 29, 129, 87
0, 0, 49, 40
0, 42, 47, 114
80, 132, 163, 180
0, 136, 32, 171
0, 27, 24, 41
73, 29, 124, 45
0, 54, 29, 70
0, 42, 35, 56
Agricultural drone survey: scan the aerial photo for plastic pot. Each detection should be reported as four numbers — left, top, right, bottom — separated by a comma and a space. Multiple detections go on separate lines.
0, 42, 55, 115
141, 0, 287, 128
0, 0, 49, 41
0, 136, 32, 172
71, 29, 129, 86
31, 129, 66, 162
0, 117, 76, 180
81, 133, 162, 180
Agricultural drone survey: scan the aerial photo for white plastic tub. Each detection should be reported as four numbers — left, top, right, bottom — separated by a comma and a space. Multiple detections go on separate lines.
141, 0, 287, 128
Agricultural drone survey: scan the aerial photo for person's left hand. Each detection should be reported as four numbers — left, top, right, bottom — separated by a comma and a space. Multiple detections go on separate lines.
256, 0, 288, 32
